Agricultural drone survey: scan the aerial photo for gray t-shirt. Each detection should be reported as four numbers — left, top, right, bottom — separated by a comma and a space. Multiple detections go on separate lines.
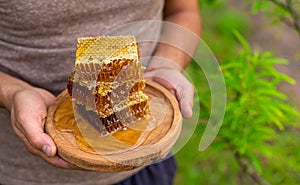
0, 0, 163, 95
0, 0, 164, 184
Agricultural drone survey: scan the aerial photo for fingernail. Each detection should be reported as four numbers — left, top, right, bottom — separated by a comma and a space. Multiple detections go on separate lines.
42, 145, 52, 157
183, 107, 193, 119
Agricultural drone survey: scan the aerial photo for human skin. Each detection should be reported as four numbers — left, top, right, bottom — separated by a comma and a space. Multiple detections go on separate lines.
0, 0, 201, 169
145, 0, 201, 119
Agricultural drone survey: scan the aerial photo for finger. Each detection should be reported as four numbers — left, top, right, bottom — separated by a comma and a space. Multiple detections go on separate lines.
176, 80, 194, 119
18, 114, 57, 157
12, 112, 78, 169
151, 76, 193, 118
153, 77, 177, 96
17, 128, 78, 169
145, 70, 194, 118
144, 71, 177, 95
177, 92, 193, 119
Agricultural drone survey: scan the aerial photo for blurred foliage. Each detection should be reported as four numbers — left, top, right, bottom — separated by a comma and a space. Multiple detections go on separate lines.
199, 0, 250, 58
174, 0, 300, 185
249, 0, 300, 36
219, 32, 299, 185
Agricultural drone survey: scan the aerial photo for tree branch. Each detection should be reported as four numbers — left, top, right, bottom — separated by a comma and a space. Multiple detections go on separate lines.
268, 0, 288, 9
234, 152, 271, 185
285, 0, 300, 36
267, 0, 300, 36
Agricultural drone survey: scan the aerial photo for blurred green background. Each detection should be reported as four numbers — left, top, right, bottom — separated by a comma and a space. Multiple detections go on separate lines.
174, 0, 300, 185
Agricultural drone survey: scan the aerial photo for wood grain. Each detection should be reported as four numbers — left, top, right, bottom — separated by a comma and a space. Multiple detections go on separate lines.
45, 80, 182, 172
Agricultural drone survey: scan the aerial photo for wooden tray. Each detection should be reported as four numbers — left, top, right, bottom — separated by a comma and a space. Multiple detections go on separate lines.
45, 80, 181, 172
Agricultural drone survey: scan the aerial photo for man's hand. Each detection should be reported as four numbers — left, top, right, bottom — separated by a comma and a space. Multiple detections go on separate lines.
144, 68, 194, 119
8, 87, 78, 169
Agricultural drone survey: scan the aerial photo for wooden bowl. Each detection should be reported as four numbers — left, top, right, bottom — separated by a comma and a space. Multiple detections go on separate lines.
45, 80, 182, 172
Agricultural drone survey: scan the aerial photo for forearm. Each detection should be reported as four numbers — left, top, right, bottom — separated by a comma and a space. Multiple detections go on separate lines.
0, 71, 32, 110
150, 0, 201, 70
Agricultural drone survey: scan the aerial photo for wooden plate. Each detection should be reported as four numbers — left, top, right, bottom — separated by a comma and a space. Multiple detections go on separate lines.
45, 80, 182, 172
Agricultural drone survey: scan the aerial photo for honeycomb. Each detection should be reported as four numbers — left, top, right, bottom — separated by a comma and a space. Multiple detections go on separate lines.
68, 36, 149, 135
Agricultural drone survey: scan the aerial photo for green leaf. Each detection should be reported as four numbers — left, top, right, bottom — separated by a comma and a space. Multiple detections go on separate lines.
276, 73, 296, 84
270, 101, 300, 121
262, 57, 288, 65
247, 152, 263, 174
224, 73, 242, 92
252, 117, 267, 125
233, 30, 251, 54
254, 80, 273, 88
255, 89, 287, 100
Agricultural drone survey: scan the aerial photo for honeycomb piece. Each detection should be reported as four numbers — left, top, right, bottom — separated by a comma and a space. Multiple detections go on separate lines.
75, 36, 140, 83
94, 82, 136, 110
96, 60, 142, 82
95, 90, 149, 117
76, 36, 139, 64
75, 98, 149, 135
74, 59, 141, 83
68, 36, 149, 135
69, 79, 146, 112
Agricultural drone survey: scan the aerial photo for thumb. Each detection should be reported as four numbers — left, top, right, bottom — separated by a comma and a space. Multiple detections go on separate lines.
26, 122, 57, 157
